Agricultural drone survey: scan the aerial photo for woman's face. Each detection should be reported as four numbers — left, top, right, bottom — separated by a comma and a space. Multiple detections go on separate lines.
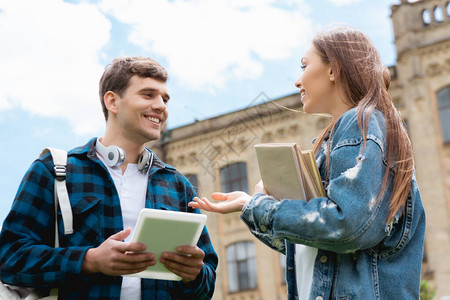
295, 45, 339, 116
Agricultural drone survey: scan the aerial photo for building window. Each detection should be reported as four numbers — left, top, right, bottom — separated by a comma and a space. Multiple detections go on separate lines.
220, 162, 248, 193
447, 2, 450, 17
226, 241, 257, 293
434, 5, 444, 22
437, 86, 450, 144
422, 9, 431, 25
185, 174, 200, 195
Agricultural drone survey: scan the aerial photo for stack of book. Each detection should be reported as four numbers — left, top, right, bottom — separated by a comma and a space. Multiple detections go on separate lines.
254, 143, 325, 200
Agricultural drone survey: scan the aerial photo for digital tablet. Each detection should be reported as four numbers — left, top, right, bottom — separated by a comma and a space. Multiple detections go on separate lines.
124, 208, 207, 281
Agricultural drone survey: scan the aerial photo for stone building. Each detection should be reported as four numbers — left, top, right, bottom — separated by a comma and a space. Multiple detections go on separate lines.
149, 0, 450, 298
389, 0, 450, 298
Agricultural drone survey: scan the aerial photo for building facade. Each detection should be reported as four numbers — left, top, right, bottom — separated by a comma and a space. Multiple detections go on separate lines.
389, 0, 450, 298
149, 0, 450, 298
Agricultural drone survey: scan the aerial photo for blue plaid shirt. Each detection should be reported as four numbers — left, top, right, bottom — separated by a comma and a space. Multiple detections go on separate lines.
0, 138, 218, 299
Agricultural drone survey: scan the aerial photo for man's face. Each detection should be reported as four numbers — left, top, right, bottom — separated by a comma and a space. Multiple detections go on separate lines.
114, 75, 170, 144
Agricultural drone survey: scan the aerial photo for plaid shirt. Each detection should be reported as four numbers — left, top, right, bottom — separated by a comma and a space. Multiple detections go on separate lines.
0, 138, 218, 299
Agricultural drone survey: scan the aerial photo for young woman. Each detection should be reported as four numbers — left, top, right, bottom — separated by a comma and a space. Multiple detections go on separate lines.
189, 27, 426, 300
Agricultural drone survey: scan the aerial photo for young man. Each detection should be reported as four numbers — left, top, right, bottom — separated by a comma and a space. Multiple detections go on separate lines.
0, 57, 218, 299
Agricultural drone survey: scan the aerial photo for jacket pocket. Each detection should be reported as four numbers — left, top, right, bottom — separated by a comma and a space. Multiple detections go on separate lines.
374, 194, 413, 258
58, 195, 102, 246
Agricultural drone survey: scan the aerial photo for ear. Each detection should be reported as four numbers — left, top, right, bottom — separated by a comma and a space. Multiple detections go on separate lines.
328, 67, 335, 82
104, 91, 119, 116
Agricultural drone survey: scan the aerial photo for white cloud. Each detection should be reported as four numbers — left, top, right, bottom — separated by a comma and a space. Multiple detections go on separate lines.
0, 95, 10, 111
0, 0, 110, 135
99, 0, 313, 90
328, 0, 361, 6
0, 0, 314, 134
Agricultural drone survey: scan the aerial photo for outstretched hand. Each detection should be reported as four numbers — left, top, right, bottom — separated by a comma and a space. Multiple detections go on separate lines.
188, 191, 252, 214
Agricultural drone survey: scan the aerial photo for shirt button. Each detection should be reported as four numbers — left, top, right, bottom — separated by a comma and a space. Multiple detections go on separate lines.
260, 225, 267, 232
320, 255, 328, 263
315, 296, 324, 300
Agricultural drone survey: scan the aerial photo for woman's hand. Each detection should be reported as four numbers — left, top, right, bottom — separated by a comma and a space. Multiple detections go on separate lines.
254, 180, 267, 194
188, 191, 251, 214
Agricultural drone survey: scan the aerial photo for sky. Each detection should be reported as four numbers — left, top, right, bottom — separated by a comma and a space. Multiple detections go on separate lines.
0, 0, 401, 225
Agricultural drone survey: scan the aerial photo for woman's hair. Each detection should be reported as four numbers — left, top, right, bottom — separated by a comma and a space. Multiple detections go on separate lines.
99, 56, 168, 120
311, 27, 413, 222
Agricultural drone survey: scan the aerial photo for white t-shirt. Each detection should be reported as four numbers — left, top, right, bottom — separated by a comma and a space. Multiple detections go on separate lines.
98, 154, 148, 300
295, 244, 318, 299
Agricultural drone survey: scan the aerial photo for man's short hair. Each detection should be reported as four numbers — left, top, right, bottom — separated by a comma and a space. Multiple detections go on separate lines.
99, 56, 168, 120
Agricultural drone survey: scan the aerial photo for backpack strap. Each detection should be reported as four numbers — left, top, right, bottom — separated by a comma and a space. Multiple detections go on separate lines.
40, 148, 74, 247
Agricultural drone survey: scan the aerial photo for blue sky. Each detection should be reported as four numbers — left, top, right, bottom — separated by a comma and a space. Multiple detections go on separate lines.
0, 0, 400, 225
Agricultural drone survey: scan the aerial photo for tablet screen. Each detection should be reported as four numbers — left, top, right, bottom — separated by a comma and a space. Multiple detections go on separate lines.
125, 208, 207, 281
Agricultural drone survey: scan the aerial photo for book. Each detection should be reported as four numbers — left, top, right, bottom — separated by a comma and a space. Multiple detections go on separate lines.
301, 149, 326, 199
125, 208, 207, 281
254, 143, 325, 200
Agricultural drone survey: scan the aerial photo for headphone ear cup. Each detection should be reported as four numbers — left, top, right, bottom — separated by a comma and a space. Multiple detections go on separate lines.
104, 146, 126, 167
137, 149, 153, 172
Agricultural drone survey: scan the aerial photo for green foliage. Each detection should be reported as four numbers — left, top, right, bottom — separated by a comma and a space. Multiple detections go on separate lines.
420, 280, 436, 300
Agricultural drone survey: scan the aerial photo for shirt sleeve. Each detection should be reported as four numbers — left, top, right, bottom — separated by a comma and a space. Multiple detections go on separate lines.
240, 138, 392, 254
0, 159, 90, 288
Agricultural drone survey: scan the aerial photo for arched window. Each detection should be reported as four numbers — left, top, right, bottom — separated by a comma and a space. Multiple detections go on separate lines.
185, 173, 200, 195
434, 5, 444, 22
220, 162, 248, 193
422, 9, 431, 25
226, 241, 257, 293
437, 86, 450, 143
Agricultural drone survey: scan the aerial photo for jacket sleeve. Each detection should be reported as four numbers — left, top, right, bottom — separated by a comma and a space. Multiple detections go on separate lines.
0, 159, 90, 288
240, 138, 392, 254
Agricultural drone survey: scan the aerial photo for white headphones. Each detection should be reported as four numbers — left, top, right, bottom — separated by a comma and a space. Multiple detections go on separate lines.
95, 139, 153, 172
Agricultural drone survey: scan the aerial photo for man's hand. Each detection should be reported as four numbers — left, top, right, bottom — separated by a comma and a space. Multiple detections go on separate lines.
159, 245, 205, 282
82, 228, 156, 276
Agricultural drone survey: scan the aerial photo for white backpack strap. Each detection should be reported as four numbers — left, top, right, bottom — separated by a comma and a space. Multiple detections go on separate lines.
41, 148, 74, 243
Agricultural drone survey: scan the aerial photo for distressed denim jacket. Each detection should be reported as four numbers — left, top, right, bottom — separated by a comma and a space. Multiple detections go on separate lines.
241, 108, 426, 300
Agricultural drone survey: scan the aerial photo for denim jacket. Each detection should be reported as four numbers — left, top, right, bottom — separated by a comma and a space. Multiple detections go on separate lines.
241, 108, 426, 300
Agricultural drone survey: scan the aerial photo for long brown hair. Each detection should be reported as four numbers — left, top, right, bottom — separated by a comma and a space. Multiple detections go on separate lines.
311, 27, 413, 222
